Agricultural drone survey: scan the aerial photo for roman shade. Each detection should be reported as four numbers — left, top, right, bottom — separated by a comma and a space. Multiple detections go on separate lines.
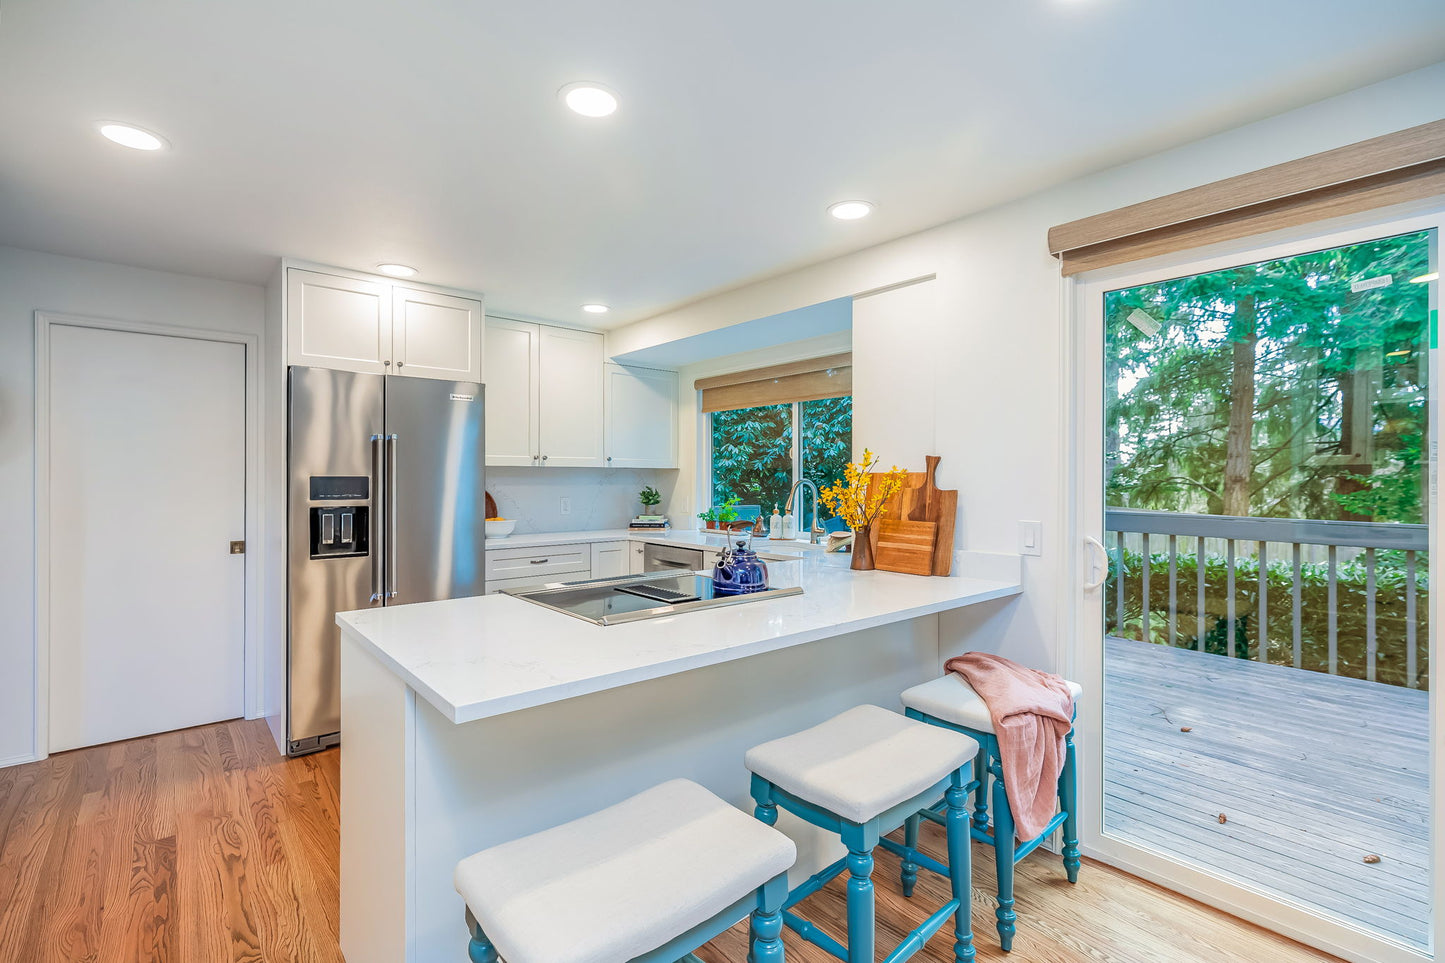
1049, 119, 1445, 276
696, 352, 852, 413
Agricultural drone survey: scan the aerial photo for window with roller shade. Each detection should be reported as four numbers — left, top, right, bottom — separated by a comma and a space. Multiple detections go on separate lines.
701, 355, 852, 531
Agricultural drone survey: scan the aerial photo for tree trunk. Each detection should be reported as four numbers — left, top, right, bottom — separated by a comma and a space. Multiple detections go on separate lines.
1222, 295, 1257, 516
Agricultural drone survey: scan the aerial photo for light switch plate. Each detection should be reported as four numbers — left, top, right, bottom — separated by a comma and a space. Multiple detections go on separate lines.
560, 497, 572, 516
1018, 520, 1043, 557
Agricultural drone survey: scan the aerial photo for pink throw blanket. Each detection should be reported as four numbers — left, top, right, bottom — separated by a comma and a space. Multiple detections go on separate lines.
944, 652, 1074, 841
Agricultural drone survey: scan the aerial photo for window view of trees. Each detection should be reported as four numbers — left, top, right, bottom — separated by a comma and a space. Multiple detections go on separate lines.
1106, 230, 1432, 523
710, 396, 852, 528
1105, 230, 1434, 688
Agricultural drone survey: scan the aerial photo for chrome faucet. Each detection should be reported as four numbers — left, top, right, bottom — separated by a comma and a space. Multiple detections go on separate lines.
785, 479, 827, 544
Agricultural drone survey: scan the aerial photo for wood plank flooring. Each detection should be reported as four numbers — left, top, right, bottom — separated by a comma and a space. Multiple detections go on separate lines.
1104, 636, 1430, 949
0, 718, 1339, 963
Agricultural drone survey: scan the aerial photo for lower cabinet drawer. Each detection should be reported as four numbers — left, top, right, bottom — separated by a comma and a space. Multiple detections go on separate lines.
485, 545, 590, 581
487, 569, 590, 595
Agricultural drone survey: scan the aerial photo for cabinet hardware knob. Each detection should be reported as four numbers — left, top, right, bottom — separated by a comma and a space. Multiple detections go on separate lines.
384, 360, 391, 366
541, 454, 548, 461
606, 456, 612, 462
397, 361, 404, 368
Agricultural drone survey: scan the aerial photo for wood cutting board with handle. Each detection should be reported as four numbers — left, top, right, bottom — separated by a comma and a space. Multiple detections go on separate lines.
870, 455, 957, 576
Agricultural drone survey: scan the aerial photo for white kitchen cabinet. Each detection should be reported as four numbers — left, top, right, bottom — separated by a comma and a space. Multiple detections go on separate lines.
484, 318, 542, 466
628, 542, 646, 575
286, 267, 483, 381
392, 286, 483, 381
590, 541, 629, 579
538, 326, 606, 467
604, 363, 677, 469
287, 269, 391, 374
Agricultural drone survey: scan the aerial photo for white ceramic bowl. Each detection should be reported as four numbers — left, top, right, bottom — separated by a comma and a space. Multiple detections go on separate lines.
485, 519, 517, 538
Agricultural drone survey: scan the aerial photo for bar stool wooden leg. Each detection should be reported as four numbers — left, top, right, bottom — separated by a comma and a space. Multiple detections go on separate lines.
465, 909, 498, 963
1060, 728, 1081, 884
989, 758, 1017, 952
900, 813, 921, 898
844, 843, 876, 963
750, 874, 788, 963
945, 768, 977, 963
972, 737, 991, 834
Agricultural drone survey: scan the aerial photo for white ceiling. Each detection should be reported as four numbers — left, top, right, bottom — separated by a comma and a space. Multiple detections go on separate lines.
1, 2, 1443, 329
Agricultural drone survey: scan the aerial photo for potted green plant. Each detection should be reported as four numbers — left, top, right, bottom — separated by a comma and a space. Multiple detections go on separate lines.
696, 506, 719, 530
638, 485, 661, 515
717, 496, 741, 526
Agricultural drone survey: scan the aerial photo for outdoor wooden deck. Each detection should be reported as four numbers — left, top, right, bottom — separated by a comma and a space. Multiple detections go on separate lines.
1104, 635, 1430, 950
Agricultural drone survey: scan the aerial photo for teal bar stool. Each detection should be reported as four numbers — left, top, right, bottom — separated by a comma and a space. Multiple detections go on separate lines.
453, 779, 795, 963
744, 704, 980, 963
896, 674, 1082, 952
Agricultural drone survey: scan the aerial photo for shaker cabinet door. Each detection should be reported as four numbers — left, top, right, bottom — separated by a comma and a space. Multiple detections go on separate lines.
605, 363, 677, 469
287, 269, 392, 374
392, 287, 483, 381
484, 318, 542, 466
538, 326, 605, 468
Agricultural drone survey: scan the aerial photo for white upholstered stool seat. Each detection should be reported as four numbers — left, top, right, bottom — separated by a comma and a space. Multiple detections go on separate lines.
900, 674, 1083, 733
744, 704, 979, 824
453, 779, 796, 963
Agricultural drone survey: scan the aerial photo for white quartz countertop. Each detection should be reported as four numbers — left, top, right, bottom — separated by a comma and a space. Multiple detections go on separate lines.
337, 549, 1022, 725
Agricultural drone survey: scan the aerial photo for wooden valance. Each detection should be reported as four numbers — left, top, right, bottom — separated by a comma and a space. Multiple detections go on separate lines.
1049, 119, 1445, 276
695, 352, 852, 412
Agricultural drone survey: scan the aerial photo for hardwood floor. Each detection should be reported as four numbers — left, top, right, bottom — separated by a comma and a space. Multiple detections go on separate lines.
0, 719, 1339, 963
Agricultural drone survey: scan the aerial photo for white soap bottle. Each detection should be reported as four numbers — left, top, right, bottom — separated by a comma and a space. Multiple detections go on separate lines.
769, 505, 783, 540
782, 506, 796, 540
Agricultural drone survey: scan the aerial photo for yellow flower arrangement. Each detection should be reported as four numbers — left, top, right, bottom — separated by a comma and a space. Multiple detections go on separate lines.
819, 449, 908, 532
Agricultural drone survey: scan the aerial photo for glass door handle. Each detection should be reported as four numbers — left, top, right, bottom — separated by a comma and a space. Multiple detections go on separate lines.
1084, 535, 1108, 590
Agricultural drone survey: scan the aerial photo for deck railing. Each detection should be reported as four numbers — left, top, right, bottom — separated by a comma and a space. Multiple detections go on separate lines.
1106, 508, 1429, 689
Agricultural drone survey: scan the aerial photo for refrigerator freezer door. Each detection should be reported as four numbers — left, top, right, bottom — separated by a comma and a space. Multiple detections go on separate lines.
384, 377, 487, 604
287, 367, 385, 751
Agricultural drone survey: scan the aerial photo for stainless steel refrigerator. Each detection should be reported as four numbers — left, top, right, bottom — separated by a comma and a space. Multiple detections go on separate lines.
286, 366, 486, 755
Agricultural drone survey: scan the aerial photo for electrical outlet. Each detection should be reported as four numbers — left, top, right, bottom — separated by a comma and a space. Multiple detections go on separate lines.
1019, 520, 1043, 557
560, 497, 572, 516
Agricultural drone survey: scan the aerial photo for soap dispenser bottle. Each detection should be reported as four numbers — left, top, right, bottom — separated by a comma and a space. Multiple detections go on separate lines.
769, 504, 783, 540
782, 505, 796, 540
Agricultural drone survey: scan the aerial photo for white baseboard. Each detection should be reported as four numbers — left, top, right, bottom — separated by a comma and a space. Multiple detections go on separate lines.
0, 751, 42, 770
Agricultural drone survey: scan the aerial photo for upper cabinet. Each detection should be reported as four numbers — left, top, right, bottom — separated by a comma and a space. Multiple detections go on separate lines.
605, 363, 678, 469
285, 267, 483, 382
484, 319, 606, 468
392, 287, 483, 381
484, 318, 542, 467
537, 326, 606, 467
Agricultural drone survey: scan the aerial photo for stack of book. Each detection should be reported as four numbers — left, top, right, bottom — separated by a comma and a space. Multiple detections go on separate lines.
629, 514, 670, 532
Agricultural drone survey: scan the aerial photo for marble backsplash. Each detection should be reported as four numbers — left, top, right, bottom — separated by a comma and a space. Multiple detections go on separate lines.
484, 467, 679, 534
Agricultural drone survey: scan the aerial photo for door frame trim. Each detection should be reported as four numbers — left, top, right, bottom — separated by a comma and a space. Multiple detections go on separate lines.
34, 311, 263, 759
1063, 202, 1442, 963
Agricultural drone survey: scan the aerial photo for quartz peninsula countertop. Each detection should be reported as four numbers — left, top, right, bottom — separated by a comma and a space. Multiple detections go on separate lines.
336, 548, 1022, 725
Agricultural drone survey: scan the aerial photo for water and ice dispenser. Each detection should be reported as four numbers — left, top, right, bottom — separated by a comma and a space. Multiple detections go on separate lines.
308, 475, 370, 559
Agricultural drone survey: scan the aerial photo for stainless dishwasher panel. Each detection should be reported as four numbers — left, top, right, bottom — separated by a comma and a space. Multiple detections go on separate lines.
643, 543, 706, 572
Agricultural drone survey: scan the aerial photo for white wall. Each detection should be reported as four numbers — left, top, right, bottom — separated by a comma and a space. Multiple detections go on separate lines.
0, 246, 264, 765
609, 62, 1445, 677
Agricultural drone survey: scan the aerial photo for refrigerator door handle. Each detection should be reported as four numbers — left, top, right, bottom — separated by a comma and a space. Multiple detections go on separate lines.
370, 434, 386, 603
385, 433, 399, 599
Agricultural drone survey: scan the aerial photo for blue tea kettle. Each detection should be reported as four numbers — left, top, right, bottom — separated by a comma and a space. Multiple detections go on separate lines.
712, 522, 769, 596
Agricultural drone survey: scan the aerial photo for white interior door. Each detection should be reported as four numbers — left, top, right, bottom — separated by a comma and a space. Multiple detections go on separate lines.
47, 324, 247, 752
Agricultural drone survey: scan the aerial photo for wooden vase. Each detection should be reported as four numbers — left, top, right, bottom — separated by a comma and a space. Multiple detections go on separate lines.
850, 525, 876, 571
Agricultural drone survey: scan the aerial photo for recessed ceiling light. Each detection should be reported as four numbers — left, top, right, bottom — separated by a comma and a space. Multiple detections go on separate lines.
97, 122, 168, 151
827, 200, 873, 221
376, 263, 418, 278
1410, 272, 1438, 284
560, 83, 618, 118
581, 303, 610, 314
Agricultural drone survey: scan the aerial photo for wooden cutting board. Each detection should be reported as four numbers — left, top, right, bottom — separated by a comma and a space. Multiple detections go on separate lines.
874, 519, 938, 575
868, 455, 957, 576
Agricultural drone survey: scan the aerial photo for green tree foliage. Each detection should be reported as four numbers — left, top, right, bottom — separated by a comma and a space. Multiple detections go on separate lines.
710, 397, 853, 526
1105, 231, 1431, 523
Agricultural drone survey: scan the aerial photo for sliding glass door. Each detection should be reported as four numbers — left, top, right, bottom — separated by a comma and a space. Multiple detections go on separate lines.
1073, 211, 1441, 962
